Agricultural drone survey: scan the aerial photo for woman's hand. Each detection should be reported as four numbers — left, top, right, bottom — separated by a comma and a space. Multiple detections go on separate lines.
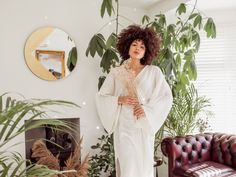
133, 104, 145, 118
118, 96, 139, 106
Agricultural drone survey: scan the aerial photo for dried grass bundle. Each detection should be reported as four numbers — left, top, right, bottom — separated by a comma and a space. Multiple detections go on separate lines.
31, 140, 60, 171
31, 138, 89, 177
64, 138, 90, 177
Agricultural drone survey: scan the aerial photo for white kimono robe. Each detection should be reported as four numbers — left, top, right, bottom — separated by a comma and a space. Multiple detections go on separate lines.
96, 63, 173, 177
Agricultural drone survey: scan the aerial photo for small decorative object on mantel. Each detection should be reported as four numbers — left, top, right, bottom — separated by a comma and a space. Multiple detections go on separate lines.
24, 26, 78, 81
31, 139, 89, 177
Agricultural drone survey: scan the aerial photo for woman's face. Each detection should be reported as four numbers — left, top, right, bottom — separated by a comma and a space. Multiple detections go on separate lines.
128, 39, 146, 60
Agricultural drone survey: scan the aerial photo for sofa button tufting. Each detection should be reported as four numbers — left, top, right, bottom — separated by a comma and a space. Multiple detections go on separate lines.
202, 143, 206, 149
188, 154, 193, 161
198, 152, 202, 158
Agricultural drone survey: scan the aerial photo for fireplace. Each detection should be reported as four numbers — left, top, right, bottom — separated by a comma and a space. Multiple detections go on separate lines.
25, 118, 80, 168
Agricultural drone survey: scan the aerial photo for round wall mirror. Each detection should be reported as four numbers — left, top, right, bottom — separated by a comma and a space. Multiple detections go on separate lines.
24, 27, 77, 81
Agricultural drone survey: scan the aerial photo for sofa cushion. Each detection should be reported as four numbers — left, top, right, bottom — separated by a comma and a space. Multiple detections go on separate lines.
174, 161, 234, 177
217, 171, 236, 177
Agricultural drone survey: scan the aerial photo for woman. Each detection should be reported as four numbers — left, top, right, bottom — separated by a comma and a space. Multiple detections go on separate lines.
96, 25, 173, 177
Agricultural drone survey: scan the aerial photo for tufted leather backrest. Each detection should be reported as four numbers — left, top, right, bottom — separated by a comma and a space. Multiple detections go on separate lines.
161, 133, 213, 177
211, 133, 236, 168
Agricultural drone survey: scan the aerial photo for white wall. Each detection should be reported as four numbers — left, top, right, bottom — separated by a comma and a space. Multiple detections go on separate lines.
0, 0, 146, 163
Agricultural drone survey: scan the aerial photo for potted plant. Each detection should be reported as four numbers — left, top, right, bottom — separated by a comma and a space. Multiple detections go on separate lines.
0, 93, 89, 177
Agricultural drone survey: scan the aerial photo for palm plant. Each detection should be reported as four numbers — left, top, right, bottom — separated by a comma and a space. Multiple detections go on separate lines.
0, 92, 87, 177
154, 84, 212, 152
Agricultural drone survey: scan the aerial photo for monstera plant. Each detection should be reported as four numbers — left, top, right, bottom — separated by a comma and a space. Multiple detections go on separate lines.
86, 0, 216, 176
0, 93, 89, 177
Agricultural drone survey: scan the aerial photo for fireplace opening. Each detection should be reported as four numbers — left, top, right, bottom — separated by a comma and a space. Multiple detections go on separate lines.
25, 118, 80, 169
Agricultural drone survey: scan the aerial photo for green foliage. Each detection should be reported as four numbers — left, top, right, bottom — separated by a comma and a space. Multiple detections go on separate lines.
67, 46, 77, 72
140, 2, 216, 155
0, 93, 79, 177
86, 33, 119, 74
88, 133, 115, 177
154, 84, 212, 150
101, 0, 115, 17
142, 2, 216, 93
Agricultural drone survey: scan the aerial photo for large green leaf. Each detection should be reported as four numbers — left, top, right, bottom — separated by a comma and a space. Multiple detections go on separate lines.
106, 33, 117, 49
188, 13, 199, 20
155, 14, 166, 27
67, 47, 77, 72
193, 14, 202, 29
192, 30, 201, 52
86, 33, 106, 57
100, 48, 119, 73
176, 3, 186, 15
204, 17, 216, 38
100, 0, 114, 18
141, 15, 150, 24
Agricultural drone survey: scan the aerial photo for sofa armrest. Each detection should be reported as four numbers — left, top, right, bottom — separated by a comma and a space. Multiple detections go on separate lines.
161, 133, 213, 177
211, 133, 236, 168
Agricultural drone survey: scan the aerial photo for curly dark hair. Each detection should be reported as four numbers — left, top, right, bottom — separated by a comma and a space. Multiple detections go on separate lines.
116, 24, 161, 65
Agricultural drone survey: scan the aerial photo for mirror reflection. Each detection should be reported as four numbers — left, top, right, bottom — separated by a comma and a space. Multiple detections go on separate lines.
24, 27, 77, 81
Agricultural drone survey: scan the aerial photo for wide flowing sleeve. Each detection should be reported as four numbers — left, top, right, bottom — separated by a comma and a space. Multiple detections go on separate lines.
140, 67, 173, 134
95, 69, 121, 134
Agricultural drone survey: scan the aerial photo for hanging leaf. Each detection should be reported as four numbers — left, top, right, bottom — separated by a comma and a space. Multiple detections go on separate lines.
180, 73, 189, 85
188, 13, 199, 20
189, 60, 197, 80
100, 49, 119, 73
67, 47, 77, 72
167, 24, 176, 35
192, 31, 200, 52
151, 21, 163, 34
176, 3, 186, 15
141, 15, 150, 24
204, 17, 216, 38
158, 14, 166, 27
101, 0, 114, 18
193, 15, 202, 29
175, 53, 182, 70
106, 33, 117, 49
86, 34, 106, 57
184, 49, 194, 61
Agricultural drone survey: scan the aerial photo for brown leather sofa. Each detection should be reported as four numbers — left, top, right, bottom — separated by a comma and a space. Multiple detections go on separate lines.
161, 133, 236, 177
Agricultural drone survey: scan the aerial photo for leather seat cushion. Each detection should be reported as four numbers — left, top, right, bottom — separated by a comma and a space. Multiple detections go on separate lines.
174, 161, 234, 177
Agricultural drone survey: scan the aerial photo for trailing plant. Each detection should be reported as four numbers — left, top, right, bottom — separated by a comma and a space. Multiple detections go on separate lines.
0, 92, 89, 177
154, 84, 212, 149
87, 133, 115, 177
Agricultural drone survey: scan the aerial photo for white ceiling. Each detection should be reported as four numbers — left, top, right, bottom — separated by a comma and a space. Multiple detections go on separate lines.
190, 0, 236, 10
119, 0, 236, 11
119, 0, 163, 10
